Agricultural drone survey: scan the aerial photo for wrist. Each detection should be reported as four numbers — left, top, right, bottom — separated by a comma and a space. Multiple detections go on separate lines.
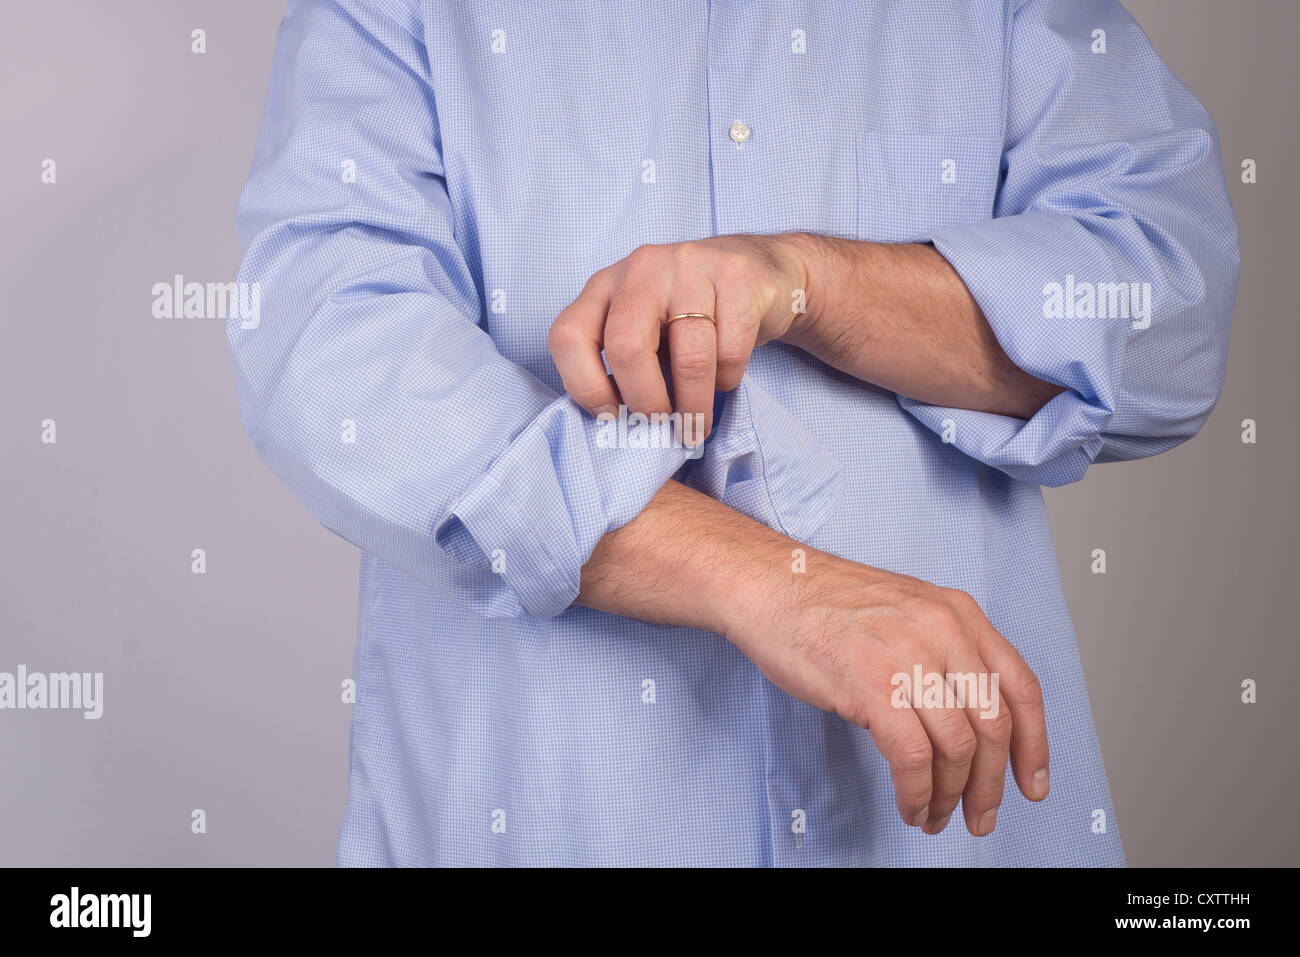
772, 232, 838, 347
716, 535, 846, 646
742, 232, 807, 344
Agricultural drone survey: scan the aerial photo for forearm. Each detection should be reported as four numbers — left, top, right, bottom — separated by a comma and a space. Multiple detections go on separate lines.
780, 234, 1063, 420
577, 479, 808, 636
576, 476, 1051, 834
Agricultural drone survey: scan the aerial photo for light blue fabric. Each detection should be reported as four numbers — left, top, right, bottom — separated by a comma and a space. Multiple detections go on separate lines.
230, 0, 1238, 865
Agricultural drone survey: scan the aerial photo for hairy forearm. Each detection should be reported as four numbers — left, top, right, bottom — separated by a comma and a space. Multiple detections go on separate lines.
780, 234, 1063, 420
561, 235, 1059, 839
575, 476, 1051, 834
577, 479, 807, 635
574, 237, 1059, 629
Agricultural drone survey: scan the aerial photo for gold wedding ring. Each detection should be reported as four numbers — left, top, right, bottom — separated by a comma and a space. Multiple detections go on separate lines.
667, 313, 716, 326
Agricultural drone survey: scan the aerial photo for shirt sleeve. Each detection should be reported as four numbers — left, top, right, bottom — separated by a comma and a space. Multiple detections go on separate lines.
230, 0, 842, 619
897, 0, 1240, 487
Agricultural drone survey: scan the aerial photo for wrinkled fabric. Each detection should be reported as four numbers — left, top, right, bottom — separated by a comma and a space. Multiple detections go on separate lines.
230, 0, 1237, 865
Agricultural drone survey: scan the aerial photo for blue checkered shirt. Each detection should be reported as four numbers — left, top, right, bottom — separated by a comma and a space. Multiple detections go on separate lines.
230, 0, 1238, 865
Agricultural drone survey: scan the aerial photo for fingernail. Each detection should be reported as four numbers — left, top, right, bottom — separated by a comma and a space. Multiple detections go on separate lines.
977, 808, 998, 836
911, 807, 929, 827
923, 813, 952, 835
1032, 767, 1050, 799
594, 404, 619, 419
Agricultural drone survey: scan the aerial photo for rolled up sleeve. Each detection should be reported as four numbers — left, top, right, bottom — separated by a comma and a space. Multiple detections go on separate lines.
898, 0, 1240, 486
438, 376, 843, 617
232, 0, 843, 620
230, 0, 691, 619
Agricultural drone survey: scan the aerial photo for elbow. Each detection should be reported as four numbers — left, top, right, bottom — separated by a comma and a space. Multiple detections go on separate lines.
1108, 207, 1238, 457
1100, 325, 1231, 462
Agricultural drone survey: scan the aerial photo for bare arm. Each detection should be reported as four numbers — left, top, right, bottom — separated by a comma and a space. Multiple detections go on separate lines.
577, 479, 1051, 837
576, 479, 778, 634
549, 234, 1062, 445
553, 238, 1056, 837
779, 234, 1065, 420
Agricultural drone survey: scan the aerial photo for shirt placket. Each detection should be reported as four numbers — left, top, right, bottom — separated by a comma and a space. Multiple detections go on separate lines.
704, 0, 813, 866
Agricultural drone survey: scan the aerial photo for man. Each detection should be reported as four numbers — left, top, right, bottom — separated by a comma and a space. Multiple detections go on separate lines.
230, 0, 1237, 866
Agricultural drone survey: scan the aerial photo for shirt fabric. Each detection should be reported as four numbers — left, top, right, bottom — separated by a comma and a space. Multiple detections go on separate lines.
230, 0, 1238, 866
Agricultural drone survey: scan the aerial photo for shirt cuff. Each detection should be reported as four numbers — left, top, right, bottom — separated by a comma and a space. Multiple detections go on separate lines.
435, 375, 844, 619
899, 210, 1126, 486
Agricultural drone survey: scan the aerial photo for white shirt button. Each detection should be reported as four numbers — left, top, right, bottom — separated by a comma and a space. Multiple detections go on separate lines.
729, 120, 751, 144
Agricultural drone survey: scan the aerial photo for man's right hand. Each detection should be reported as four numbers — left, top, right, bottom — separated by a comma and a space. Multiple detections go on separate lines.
577, 479, 1050, 837
720, 548, 1051, 837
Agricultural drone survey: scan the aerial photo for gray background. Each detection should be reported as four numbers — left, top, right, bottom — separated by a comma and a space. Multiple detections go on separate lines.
1, 1, 1294, 866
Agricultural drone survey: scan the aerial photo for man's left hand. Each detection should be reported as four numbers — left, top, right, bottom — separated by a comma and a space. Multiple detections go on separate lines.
547, 235, 808, 444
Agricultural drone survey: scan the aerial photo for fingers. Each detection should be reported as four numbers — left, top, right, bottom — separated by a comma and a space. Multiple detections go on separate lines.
862, 698, 934, 829
961, 688, 1012, 836
549, 269, 620, 415
666, 277, 717, 444
973, 619, 1050, 804
604, 262, 672, 415
943, 645, 1012, 838
551, 242, 766, 428
712, 273, 762, 392
911, 680, 977, 836
666, 319, 716, 444
903, 590, 1036, 838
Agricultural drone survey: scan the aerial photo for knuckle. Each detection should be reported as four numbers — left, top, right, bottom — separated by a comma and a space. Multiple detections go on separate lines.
718, 250, 754, 281
715, 341, 751, 368
844, 701, 873, 732
919, 602, 963, 640
626, 244, 662, 269
580, 266, 614, 296
725, 297, 762, 328
672, 349, 715, 382
887, 636, 926, 673
975, 709, 1014, 742
547, 320, 581, 353
1006, 668, 1044, 706
893, 740, 934, 775
944, 726, 979, 763
946, 588, 983, 617
669, 241, 703, 270
602, 329, 644, 366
